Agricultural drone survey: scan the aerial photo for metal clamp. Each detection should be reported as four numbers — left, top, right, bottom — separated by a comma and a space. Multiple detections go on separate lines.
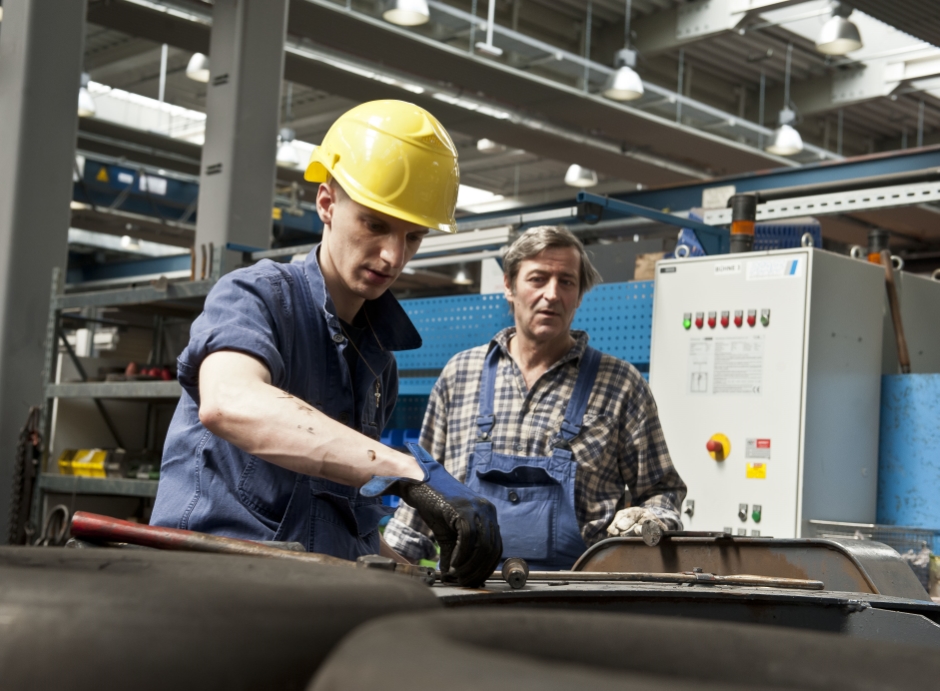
891, 255, 905, 271
849, 245, 865, 259
800, 232, 815, 248
675, 244, 691, 259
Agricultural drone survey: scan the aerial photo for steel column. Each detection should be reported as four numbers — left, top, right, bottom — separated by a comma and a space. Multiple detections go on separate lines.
0, 0, 88, 541
195, 0, 289, 272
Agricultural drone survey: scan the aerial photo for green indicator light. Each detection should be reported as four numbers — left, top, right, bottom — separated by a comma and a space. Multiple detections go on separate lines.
683, 318, 692, 330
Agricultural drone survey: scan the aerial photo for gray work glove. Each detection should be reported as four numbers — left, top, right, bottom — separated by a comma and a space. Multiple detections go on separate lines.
607, 507, 669, 537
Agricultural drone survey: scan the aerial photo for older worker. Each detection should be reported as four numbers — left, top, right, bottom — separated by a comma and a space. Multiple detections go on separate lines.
385, 226, 686, 569
151, 101, 501, 587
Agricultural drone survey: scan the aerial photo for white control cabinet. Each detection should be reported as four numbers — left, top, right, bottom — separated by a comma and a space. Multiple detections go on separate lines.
649, 249, 885, 538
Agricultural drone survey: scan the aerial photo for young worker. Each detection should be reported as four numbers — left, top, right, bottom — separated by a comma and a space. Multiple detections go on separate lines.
151, 101, 501, 587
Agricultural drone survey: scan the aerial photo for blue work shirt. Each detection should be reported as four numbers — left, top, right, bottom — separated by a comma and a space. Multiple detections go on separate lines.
150, 247, 422, 559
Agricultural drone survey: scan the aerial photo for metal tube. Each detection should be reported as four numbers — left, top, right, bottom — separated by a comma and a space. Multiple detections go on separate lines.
70, 511, 352, 566
525, 570, 824, 590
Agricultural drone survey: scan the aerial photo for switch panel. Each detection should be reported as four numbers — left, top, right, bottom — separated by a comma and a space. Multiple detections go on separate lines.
650, 249, 884, 538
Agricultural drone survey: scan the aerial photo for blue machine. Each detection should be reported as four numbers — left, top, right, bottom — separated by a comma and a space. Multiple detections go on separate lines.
877, 374, 940, 539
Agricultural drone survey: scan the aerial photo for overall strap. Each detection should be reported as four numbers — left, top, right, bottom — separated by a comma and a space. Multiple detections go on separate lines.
556, 346, 602, 444
475, 343, 501, 440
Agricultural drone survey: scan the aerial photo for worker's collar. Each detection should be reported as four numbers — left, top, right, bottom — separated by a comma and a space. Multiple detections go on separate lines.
492, 327, 589, 366
304, 245, 422, 352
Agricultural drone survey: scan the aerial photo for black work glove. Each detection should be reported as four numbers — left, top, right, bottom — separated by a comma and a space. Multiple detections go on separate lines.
361, 443, 502, 588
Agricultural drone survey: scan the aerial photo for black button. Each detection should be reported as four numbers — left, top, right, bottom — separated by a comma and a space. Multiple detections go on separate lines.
508, 491, 520, 503
338, 412, 349, 424
332, 333, 345, 343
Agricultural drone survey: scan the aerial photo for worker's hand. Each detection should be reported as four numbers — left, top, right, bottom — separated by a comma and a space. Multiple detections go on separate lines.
606, 507, 668, 537
360, 443, 502, 588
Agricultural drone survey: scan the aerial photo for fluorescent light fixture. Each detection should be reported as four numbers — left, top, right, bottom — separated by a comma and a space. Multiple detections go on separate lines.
382, 0, 430, 26
276, 127, 300, 168
476, 138, 507, 154
602, 48, 644, 101
766, 108, 803, 155
564, 164, 598, 188
816, 4, 862, 56
78, 73, 96, 117
457, 184, 504, 209
185, 53, 211, 82
120, 235, 141, 251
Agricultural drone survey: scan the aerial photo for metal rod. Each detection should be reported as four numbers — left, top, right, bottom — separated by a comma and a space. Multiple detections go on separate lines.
523, 570, 824, 591
881, 250, 911, 374
71, 511, 351, 566
783, 43, 792, 109
624, 0, 632, 50
676, 49, 684, 123
158, 43, 168, 103
469, 0, 478, 53
485, 0, 496, 47
583, 1, 592, 92
758, 71, 765, 149
918, 100, 925, 148
837, 108, 844, 156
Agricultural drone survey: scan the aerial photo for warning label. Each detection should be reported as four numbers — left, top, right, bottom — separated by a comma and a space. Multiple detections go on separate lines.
746, 438, 771, 459
746, 463, 767, 479
688, 336, 764, 395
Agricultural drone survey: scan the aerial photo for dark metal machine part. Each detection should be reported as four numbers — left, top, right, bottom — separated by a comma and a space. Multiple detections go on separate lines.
573, 536, 930, 600
430, 536, 940, 648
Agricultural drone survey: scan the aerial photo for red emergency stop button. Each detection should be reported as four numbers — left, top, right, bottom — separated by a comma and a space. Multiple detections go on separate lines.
706, 433, 731, 461
747, 309, 757, 327
720, 311, 730, 328
734, 310, 743, 327
707, 311, 717, 329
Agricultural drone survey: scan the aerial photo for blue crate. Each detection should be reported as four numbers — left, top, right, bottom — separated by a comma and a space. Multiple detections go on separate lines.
753, 219, 822, 251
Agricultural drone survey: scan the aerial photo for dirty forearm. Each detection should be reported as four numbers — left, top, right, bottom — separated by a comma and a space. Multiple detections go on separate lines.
198, 350, 422, 487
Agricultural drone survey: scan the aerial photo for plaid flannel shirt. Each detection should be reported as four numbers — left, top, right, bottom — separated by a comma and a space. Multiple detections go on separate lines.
384, 327, 687, 562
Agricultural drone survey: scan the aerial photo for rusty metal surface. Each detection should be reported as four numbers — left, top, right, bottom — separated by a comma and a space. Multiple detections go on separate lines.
571, 536, 930, 600
71, 511, 353, 566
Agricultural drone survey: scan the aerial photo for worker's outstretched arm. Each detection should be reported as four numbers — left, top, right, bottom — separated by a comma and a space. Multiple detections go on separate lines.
198, 349, 423, 487
199, 350, 502, 585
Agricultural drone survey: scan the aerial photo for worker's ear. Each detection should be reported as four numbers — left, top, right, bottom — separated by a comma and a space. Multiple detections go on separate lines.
316, 183, 336, 227
503, 273, 517, 312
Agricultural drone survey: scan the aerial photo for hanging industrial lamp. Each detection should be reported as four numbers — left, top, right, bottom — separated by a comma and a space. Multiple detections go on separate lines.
453, 264, 474, 286
816, 3, 862, 56
382, 0, 430, 27
77, 73, 96, 118
602, 0, 644, 101
185, 53, 211, 83
564, 164, 598, 188
766, 44, 803, 156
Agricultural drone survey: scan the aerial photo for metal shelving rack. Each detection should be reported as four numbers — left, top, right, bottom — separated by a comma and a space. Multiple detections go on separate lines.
29, 266, 218, 531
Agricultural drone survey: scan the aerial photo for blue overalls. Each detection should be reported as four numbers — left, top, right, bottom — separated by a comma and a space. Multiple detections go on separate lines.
151, 248, 419, 560
466, 344, 602, 570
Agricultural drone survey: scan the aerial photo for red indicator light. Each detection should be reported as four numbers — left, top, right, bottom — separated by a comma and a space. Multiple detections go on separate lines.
734, 310, 743, 327
707, 315, 717, 329
695, 317, 704, 329
720, 311, 730, 328
747, 312, 757, 327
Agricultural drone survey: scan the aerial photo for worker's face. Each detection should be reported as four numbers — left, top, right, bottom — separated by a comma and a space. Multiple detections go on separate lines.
505, 246, 583, 345
317, 183, 429, 302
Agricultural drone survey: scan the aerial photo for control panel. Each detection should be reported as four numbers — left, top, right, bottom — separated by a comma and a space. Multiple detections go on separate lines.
649, 249, 884, 537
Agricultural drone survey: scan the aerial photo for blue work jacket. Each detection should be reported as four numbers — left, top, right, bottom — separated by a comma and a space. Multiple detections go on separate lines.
150, 247, 421, 559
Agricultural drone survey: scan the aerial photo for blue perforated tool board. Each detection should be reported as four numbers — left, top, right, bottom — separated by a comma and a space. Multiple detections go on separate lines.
396, 281, 653, 396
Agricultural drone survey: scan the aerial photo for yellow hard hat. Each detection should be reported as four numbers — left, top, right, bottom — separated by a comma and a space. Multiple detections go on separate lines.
305, 100, 459, 233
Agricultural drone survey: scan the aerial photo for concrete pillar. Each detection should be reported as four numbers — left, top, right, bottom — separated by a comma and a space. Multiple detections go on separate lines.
0, 0, 88, 540
196, 0, 289, 271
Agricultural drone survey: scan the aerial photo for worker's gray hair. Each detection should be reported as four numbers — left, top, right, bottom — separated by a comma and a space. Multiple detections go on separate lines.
503, 225, 602, 298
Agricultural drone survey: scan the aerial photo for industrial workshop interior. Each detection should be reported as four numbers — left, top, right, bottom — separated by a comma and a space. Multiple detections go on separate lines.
2, 0, 940, 688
